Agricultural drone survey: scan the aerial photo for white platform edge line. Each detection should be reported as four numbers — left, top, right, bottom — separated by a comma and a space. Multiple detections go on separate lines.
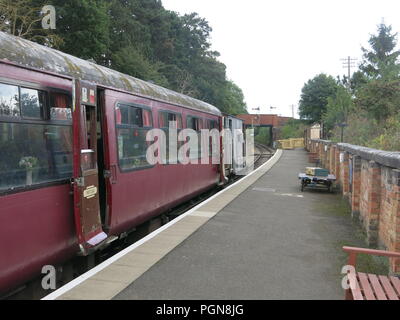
42, 149, 283, 300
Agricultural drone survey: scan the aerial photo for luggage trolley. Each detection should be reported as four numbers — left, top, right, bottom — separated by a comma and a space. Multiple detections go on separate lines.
298, 167, 336, 192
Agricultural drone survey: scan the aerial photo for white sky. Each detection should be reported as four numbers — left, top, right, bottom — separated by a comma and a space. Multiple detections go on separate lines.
161, 0, 400, 117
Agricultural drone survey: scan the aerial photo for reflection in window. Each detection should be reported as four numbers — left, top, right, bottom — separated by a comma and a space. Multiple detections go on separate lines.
0, 83, 19, 117
116, 104, 153, 170
0, 123, 73, 191
20, 88, 46, 119
117, 128, 152, 170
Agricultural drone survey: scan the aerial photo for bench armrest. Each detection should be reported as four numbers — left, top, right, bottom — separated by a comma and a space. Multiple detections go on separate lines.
343, 246, 400, 267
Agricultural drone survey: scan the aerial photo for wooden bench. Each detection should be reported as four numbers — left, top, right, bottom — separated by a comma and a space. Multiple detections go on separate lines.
343, 246, 400, 300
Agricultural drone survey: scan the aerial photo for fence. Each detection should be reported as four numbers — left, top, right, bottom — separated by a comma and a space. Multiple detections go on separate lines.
277, 138, 304, 150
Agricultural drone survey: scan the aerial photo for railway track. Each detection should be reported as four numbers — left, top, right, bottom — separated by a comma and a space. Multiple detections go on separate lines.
254, 143, 274, 168
5, 144, 274, 300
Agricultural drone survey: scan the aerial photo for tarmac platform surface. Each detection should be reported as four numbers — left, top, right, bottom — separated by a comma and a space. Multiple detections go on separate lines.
46, 149, 349, 300
113, 149, 344, 300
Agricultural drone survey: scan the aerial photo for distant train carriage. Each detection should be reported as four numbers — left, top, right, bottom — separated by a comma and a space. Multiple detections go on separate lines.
0, 31, 231, 295
222, 114, 246, 176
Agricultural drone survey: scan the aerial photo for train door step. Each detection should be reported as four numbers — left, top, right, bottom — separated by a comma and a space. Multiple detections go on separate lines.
87, 232, 108, 246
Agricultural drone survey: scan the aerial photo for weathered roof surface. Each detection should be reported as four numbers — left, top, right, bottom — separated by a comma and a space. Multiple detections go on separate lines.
0, 31, 221, 116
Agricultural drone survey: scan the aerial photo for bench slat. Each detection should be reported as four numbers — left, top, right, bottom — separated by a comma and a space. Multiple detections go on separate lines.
347, 273, 364, 300
378, 275, 399, 300
358, 273, 376, 300
367, 274, 387, 300
390, 276, 400, 296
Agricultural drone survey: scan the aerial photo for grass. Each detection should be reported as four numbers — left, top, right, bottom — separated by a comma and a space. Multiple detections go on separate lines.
321, 196, 389, 276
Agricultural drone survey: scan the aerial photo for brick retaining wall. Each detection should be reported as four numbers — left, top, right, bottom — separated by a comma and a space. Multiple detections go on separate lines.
306, 139, 400, 274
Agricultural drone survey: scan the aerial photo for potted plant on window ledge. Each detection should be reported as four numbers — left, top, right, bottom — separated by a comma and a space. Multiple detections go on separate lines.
19, 156, 38, 186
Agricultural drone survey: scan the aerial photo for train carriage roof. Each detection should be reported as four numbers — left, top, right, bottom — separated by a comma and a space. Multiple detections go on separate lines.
0, 31, 221, 116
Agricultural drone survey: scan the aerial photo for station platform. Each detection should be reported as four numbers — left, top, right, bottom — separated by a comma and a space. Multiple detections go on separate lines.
44, 149, 347, 300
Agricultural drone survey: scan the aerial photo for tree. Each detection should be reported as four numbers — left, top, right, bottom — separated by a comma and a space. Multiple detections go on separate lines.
323, 85, 354, 133
111, 45, 169, 86
0, 0, 61, 46
280, 119, 307, 139
219, 80, 247, 115
1, 0, 248, 115
355, 79, 400, 121
299, 74, 339, 123
354, 22, 400, 122
360, 23, 400, 80
52, 0, 110, 63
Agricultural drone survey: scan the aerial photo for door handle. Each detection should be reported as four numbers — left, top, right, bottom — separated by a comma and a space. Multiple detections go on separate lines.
107, 165, 117, 184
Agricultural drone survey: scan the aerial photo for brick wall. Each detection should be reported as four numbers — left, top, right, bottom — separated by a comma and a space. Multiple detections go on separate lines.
307, 140, 400, 274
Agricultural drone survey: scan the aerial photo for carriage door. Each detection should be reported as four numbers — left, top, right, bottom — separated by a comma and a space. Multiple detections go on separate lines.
72, 80, 107, 254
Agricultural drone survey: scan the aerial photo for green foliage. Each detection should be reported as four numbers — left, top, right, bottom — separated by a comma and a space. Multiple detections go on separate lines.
219, 81, 247, 115
280, 119, 307, 139
323, 85, 354, 133
355, 79, 400, 121
2, 0, 247, 114
0, 0, 62, 46
330, 111, 400, 151
254, 127, 271, 145
52, 0, 110, 63
330, 111, 379, 145
111, 45, 169, 86
360, 23, 400, 80
350, 70, 369, 93
299, 74, 339, 123
303, 22, 400, 151
367, 115, 400, 150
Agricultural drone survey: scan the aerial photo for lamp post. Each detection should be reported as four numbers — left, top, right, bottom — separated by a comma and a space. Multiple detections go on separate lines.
337, 122, 348, 142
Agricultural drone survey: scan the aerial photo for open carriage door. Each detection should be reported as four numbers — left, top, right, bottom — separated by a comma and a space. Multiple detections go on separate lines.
72, 79, 107, 254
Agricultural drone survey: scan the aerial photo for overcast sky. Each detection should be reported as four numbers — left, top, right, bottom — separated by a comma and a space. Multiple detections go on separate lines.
162, 0, 400, 117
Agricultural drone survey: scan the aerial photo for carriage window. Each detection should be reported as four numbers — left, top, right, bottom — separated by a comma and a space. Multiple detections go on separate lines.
116, 104, 143, 126
116, 104, 153, 171
204, 119, 219, 157
0, 122, 73, 191
186, 116, 203, 159
204, 119, 218, 130
159, 111, 182, 164
50, 92, 72, 120
20, 88, 46, 119
187, 116, 202, 131
159, 112, 182, 129
0, 83, 19, 117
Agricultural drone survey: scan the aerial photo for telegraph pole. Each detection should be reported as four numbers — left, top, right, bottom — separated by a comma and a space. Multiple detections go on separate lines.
341, 56, 357, 88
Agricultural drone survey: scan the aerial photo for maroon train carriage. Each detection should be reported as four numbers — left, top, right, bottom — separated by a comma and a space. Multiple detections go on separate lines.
0, 31, 226, 295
